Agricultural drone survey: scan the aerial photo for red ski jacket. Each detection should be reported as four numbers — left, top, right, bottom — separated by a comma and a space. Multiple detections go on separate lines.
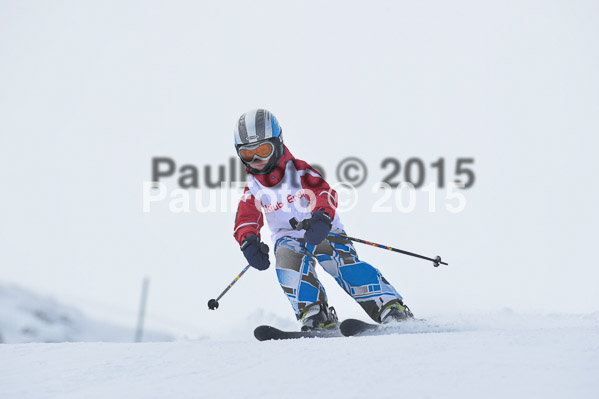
233, 146, 343, 245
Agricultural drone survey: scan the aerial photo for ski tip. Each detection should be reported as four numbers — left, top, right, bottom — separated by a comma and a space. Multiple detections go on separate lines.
253, 325, 280, 341
339, 319, 378, 337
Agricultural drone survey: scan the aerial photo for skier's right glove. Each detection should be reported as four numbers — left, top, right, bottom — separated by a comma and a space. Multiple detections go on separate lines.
240, 235, 270, 271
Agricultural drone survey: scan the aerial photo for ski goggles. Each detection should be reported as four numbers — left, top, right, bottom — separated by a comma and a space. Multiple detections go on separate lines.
237, 141, 274, 163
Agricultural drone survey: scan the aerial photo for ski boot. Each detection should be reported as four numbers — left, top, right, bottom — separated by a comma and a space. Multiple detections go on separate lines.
300, 302, 339, 331
379, 300, 413, 324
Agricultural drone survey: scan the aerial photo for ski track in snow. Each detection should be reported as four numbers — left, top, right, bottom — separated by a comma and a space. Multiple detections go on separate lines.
1, 312, 598, 399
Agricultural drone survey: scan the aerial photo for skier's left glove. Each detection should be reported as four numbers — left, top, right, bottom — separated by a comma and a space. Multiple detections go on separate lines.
240, 235, 270, 271
304, 210, 332, 246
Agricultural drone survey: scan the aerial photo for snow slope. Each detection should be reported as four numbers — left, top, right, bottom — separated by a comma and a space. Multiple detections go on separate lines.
0, 284, 171, 344
1, 312, 597, 399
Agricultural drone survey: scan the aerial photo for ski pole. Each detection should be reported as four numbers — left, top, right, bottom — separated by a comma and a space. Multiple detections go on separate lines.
208, 264, 251, 310
328, 232, 448, 267
289, 217, 448, 267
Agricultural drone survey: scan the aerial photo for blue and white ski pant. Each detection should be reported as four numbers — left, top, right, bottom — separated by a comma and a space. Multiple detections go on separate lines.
274, 231, 404, 322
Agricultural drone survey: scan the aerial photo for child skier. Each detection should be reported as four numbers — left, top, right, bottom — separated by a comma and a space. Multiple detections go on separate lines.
233, 109, 412, 331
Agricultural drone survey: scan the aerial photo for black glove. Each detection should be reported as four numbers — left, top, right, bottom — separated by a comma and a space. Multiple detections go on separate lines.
240, 235, 270, 270
304, 210, 332, 246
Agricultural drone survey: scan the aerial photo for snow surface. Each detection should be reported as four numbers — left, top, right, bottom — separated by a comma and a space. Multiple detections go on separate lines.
1, 311, 597, 399
1, 2, 598, 397
0, 284, 171, 344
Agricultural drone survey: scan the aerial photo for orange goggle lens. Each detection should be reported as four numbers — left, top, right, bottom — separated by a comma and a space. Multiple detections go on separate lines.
238, 142, 274, 162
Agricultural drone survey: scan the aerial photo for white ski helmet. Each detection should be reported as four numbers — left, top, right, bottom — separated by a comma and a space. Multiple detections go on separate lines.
234, 109, 284, 175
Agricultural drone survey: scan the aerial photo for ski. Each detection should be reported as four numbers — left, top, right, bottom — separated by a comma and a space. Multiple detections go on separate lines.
254, 325, 343, 341
339, 319, 380, 337
340, 318, 432, 337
